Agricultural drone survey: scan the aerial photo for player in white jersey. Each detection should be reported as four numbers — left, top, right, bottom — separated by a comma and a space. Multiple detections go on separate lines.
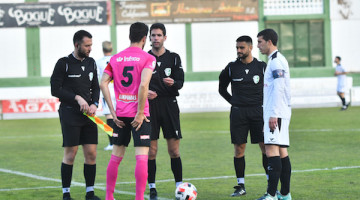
96, 41, 116, 150
256, 29, 292, 200
334, 56, 349, 110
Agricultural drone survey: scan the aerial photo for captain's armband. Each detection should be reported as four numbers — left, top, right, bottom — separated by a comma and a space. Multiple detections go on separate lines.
272, 69, 285, 79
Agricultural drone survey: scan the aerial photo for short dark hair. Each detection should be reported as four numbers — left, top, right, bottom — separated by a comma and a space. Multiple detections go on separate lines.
129, 22, 149, 43
336, 56, 341, 61
236, 35, 252, 45
150, 23, 166, 36
257, 29, 278, 46
73, 30, 92, 45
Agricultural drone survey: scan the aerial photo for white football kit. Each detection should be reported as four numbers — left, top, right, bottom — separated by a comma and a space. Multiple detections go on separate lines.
335, 64, 347, 93
96, 55, 116, 115
263, 50, 291, 146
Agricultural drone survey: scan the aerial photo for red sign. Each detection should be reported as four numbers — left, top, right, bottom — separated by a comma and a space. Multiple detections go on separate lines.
2, 98, 60, 113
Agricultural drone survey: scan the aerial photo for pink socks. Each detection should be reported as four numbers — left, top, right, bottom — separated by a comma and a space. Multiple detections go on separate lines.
135, 155, 148, 200
106, 155, 123, 200
106, 154, 148, 200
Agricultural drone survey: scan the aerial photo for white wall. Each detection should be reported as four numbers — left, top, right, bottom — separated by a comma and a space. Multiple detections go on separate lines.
0, 28, 27, 78
191, 21, 260, 72
116, 23, 187, 72
0, 0, 23, 2
330, 0, 360, 72
177, 77, 354, 113
40, 25, 110, 77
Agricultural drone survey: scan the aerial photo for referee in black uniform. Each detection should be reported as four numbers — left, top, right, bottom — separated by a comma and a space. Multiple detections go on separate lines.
147, 23, 184, 200
50, 30, 101, 200
219, 35, 268, 197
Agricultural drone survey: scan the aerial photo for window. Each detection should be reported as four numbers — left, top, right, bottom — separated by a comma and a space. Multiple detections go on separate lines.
266, 20, 324, 67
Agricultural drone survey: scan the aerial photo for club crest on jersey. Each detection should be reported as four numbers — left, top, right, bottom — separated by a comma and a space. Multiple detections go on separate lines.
245, 69, 249, 74
81, 66, 85, 71
164, 68, 171, 76
253, 75, 260, 84
89, 72, 93, 81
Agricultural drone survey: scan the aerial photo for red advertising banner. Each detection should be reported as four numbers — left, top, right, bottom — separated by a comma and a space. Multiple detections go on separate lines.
2, 98, 60, 113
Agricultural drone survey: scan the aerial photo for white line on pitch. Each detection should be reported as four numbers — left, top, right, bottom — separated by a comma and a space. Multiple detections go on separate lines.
186, 128, 360, 134
95, 165, 360, 186
0, 134, 61, 139
1, 128, 359, 139
0, 186, 61, 192
1, 166, 359, 199
0, 168, 172, 200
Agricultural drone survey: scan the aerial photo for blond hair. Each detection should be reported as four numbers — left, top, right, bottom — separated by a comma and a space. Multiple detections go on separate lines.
102, 41, 112, 53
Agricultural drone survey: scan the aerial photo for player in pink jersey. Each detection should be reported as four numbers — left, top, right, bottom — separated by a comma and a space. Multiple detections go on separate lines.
100, 22, 156, 200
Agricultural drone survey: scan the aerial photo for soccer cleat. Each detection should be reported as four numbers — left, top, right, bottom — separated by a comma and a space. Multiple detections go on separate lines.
256, 192, 277, 200
231, 184, 246, 197
277, 191, 292, 200
346, 103, 351, 109
149, 188, 158, 200
104, 144, 113, 151
340, 106, 348, 111
85, 195, 101, 200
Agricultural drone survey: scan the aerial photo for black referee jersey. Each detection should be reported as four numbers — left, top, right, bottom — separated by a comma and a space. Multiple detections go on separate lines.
219, 57, 266, 107
50, 53, 100, 109
148, 49, 184, 97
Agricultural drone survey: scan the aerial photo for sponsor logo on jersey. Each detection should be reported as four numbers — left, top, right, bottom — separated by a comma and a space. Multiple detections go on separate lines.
157, 61, 161, 66
140, 135, 150, 140
113, 133, 118, 137
68, 74, 81, 78
116, 57, 123, 62
118, 93, 137, 103
164, 68, 171, 76
124, 56, 140, 62
245, 69, 249, 74
253, 75, 260, 84
89, 72, 93, 81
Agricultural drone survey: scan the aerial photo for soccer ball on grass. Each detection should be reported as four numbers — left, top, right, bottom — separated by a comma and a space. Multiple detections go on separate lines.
175, 182, 197, 200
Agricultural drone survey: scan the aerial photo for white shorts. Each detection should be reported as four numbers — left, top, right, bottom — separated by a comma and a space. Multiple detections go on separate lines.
337, 83, 346, 93
101, 84, 116, 115
264, 117, 290, 147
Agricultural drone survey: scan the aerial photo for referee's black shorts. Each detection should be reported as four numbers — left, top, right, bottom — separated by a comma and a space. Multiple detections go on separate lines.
230, 106, 264, 145
58, 106, 98, 147
149, 96, 182, 140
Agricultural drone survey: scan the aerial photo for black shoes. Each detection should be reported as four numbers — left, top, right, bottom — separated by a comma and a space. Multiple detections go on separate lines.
85, 195, 101, 200
231, 184, 246, 197
149, 188, 158, 200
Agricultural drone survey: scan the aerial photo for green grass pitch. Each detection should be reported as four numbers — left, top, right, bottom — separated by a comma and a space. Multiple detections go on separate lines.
0, 106, 359, 199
